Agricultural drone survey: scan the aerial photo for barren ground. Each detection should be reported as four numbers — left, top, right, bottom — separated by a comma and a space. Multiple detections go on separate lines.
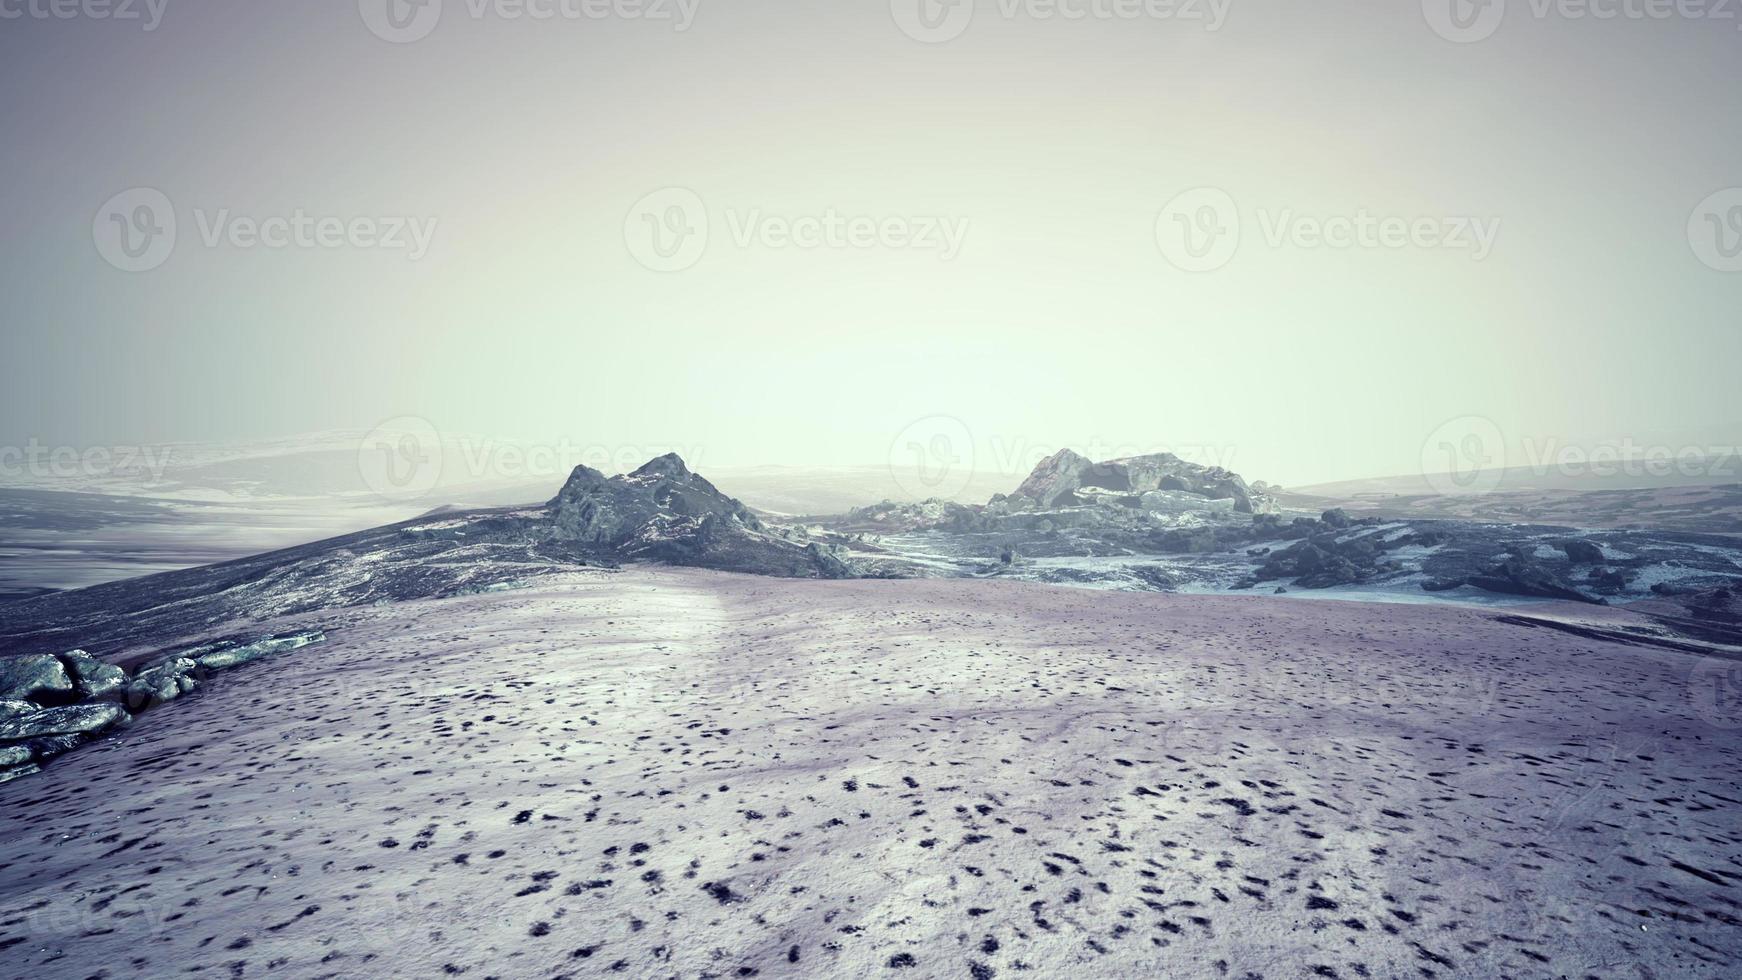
1, 569, 1738, 979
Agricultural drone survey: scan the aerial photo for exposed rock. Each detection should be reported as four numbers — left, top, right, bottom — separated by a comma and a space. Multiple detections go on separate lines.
1321, 508, 1353, 529
127, 657, 199, 709
547, 454, 762, 546
0, 702, 128, 741
1013, 450, 1273, 515
0, 763, 41, 784
61, 649, 128, 700
0, 744, 31, 767
1141, 490, 1237, 515
0, 653, 74, 704
27, 733, 89, 761
540, 455, 843, 578
804, 543, 852, 579
1560, 539, 1605, 564
1014, 449, 1094, 507
1469, 557, 1597, 604
0, 700, 38, 722
194, 631, 326, 671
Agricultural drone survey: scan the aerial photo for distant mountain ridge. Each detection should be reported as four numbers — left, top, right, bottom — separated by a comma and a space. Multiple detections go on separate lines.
0, 453, 848, 659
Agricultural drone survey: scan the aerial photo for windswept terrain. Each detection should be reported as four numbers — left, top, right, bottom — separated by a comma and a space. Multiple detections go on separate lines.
2, 570, 1740, 978
2, 452, 1739, 979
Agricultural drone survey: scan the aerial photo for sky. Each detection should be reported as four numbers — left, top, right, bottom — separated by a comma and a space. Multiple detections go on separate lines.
1, 0, 1739, 489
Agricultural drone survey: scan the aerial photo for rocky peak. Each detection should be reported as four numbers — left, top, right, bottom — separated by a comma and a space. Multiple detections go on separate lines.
1011, 449, 1275, 515
630, 453, 693, 481
546, 455, 761, 547
548, 464, 609, 507
1015, 449, 1095, 507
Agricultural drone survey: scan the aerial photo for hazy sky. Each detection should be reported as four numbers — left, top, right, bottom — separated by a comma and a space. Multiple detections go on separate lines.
2, 0, 1738, 488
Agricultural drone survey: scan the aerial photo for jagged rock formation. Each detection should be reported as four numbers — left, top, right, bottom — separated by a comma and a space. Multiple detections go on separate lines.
548, 454, 763, 545
0, 454, 848, 662
545, 454, 848, 577
1008, 449, 1275, 514
839, 449, 1278, 539
0, 632, 325, 783
1012, 448, 1094, 507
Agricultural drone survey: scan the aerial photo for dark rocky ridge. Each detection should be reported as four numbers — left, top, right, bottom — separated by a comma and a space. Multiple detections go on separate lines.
2, 446, 1740, 782
0, 632, 324, 783
1012, 448, 1275, 514
0, 454, 853, 783
0, 455, 845, 661
813, 451, 1742, 645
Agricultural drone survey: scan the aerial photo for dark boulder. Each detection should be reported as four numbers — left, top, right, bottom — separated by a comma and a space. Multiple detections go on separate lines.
0, 654, 74, 704
194, 631, 325, 671
0, 763, 41, 784
1469, 557, 1597, 604
0, 703, 129, 741
126, 657, 200, 710
1560, 540, 1605, 564
61, 650, 127, 700
1014, 449, 1094, 508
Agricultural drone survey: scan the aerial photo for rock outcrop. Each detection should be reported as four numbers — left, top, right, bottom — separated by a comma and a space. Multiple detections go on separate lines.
64, 649, 127, 700
0, 631, 326, 784
0, 653, 75, 704
545, 455, 846, 578
1013, 449, 1095, 507
548, 454, 763, 546
1009, 450, 1275, 515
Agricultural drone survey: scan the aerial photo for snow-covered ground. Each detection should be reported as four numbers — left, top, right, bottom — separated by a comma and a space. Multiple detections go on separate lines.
1, 570, 1738, 978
